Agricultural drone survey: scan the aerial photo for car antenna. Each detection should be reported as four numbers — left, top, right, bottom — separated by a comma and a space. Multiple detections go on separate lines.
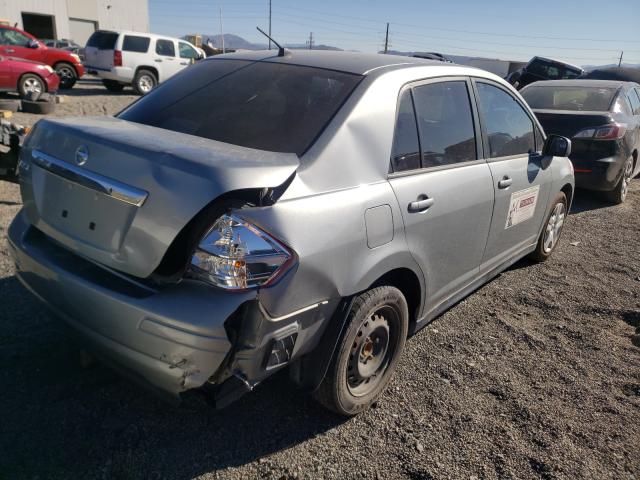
256, 27, 286, 57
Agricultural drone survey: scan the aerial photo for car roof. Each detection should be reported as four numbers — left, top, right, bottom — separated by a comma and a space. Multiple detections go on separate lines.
530, 56, 583, 71
206, 50, 459, 76
523, 79, 633, 89
94, 29, 192, 44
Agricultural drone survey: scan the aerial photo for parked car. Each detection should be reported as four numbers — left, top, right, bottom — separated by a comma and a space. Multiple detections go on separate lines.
0, 55, 59, 97
580, 66, 640, 84
413, 52, 452, 62
7, 51, 573, 415
507, 56, 584, 90
0, 26, 84, 89
83, 30, 203, 94
521, 79, 640, 203
42, 38, 84, 61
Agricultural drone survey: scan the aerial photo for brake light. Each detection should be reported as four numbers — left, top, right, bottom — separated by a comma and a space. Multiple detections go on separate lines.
573, 124, 627, 140
113, 50, 122, 67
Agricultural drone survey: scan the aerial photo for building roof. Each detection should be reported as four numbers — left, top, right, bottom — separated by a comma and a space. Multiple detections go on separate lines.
207, 49, 448, 76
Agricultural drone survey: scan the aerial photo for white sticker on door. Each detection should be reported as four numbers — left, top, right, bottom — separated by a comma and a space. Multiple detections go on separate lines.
505, 185, 540, 229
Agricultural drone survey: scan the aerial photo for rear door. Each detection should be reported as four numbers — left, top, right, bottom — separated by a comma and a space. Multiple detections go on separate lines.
154, 39, 180, 82
473, 80, 551, 272
84, 31, 118, 71
388, 78, 495, 310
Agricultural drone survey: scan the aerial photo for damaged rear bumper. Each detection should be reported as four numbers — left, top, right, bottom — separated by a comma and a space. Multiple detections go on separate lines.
8, 210, 333, 401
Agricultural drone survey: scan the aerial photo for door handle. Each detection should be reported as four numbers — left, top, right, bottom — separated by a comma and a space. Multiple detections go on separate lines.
408, 196, 435, 212
154, 58, 162, 62
498, 177, 513, 189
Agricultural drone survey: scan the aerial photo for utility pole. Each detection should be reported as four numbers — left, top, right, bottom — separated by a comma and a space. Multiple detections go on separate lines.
268, 0, 272, 50
307, 32, 314, 50
219, 5, 225, 53
618, 51, 624, 67
384, 22, 389, 54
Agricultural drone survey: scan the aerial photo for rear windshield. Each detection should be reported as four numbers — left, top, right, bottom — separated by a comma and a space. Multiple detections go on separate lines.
119, 59, 361, 156
86, 31, 118, 49
522, 86, 617, 112
122, 35, 150, 53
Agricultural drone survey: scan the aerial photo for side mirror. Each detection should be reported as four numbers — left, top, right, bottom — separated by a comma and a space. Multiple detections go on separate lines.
27, 39, 39, 49
543, 134, 571, 158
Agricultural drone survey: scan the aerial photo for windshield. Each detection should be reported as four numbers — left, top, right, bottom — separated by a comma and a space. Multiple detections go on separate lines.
522, 86, 617, 112
119, 59, 361, 156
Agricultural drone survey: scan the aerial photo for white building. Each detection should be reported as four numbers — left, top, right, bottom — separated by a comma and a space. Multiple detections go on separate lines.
0, 0, 149, 45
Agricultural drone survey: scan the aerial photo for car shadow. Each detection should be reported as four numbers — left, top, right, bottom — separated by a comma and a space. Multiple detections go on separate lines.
0, 275, 346, 478
569, 189, 612, 213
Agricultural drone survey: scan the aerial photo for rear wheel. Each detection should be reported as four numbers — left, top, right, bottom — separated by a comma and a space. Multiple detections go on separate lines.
133, 69, 157, 95
54, 62, 77, 89
605, 157, 633, 204
18, 74, 45, 98
530, 192, 567, 262
102, 79, 125, 92
313, 286, 408, 416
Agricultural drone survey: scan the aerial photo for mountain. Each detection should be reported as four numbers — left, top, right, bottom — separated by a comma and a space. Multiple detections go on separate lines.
582, 63, 640, 71
187, 33, 341, 51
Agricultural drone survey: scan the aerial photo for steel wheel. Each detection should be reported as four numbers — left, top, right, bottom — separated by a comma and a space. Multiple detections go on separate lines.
22, 77, 43, 94
346, 307, 396, 397
620, 159, 633, 202
137, 74, 155, 94
543, 201, 566, 253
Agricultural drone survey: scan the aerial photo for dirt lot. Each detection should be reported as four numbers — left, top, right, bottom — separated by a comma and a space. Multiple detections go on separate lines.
0, 81, 639, 480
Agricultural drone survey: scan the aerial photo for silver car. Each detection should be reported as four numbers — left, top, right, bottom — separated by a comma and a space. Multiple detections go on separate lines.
7, 51, 574, 415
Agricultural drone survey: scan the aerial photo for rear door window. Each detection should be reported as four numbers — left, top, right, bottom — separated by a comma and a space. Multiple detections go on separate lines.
476, 82, 535, 158
86, 31, 118, 49
123, 35, 150, 53
412, 81, 477, 168
629, 88, 640, 115
119, 59, 361, 156
156, 39, 175, 57
390, 90, 421, 172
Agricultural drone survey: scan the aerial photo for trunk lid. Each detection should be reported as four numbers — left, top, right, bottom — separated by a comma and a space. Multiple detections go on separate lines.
20, 117, 298, 278
84, 31, 118, 70
532, 109, 614, 138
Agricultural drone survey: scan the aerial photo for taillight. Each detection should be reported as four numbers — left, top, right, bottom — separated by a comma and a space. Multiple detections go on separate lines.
113, 50, 122, 67
573, 123, 627, 140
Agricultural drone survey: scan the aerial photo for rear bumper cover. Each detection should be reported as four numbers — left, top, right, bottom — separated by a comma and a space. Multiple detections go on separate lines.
8, 210, 332, 399
570, 155, 625, 191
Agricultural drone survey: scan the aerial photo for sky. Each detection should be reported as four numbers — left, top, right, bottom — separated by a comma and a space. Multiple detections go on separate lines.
149, 0, 640, 66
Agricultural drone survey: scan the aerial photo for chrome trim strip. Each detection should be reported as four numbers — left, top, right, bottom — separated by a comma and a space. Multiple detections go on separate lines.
259, 300, 329, 322
30, 149, 148, 207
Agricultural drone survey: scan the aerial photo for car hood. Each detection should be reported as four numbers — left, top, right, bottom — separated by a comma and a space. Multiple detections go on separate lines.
19, 116, 299, 277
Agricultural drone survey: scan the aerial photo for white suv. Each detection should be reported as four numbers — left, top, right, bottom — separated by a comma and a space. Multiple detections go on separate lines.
84, 30, 203, 94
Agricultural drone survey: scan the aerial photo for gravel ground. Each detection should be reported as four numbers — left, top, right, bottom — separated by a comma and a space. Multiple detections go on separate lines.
0, 82, 639, 480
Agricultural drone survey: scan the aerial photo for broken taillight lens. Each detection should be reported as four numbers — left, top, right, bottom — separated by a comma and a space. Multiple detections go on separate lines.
188, 214, 295, 290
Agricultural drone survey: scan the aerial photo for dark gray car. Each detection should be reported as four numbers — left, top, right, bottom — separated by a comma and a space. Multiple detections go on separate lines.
7, 51, 574, 415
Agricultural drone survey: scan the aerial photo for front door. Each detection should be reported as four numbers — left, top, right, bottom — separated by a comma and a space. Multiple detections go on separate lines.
0, 27, 42, 63
473, 80, 552, 272
388, 79, 495, 312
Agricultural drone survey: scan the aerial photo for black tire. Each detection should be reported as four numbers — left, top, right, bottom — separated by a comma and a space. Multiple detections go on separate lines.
133, 69, 157, 95
54, 62, 77, 89
0, 99, 20, 112
102, 79, 125, 92
530, 192, 567, 262
604, 157, 633, 204
17, 73, 45, 98
313, 286, 408, 416
20, 99, 55, 115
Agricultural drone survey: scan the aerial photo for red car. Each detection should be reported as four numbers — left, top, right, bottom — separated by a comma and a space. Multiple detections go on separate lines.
0, 56, 59, 97
0, 26, 84, 89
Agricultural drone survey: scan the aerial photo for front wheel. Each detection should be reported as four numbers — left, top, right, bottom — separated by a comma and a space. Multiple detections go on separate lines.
313, 286, 408, 416
530, 192, 567, 262
604, 157, 633, 204
54, 62, 77, 89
